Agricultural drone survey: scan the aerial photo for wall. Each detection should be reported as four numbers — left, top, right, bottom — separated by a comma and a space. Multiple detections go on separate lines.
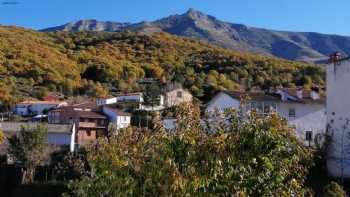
116, 116, 130, 129
327, 59, 350, 177
15, 104, 29, 116
205, 92, 240, 113
102, 107, 117, 122
76, 129, 97, 145
117, 94, 143, 103
29, 104, 58, 115
165, 89, 193, 107
47, 133, 71, 145
278, 102, 326, 146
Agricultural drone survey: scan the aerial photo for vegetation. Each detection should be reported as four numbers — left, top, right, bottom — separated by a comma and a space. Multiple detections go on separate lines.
8, 125, 48, 184
323, 181, 347, 197
0, 26, 324, 109
67, 103, 313, 196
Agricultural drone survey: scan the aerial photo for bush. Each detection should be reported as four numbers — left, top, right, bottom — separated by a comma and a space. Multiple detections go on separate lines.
323, 181, 347, 197
68, 103, 313, 196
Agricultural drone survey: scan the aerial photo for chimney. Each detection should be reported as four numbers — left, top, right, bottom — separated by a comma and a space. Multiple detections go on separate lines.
296, 89, 303, 99
329, 52, 342, 64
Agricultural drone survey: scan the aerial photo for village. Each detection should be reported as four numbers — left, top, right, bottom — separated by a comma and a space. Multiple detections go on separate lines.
0, 53, 345, 159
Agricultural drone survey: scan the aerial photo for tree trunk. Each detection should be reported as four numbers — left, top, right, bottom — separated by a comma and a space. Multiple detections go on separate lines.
21, 167, 35, 184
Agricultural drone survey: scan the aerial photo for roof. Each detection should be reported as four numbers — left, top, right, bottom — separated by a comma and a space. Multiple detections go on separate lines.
278, 88, 325, 104
218, 89, 325, 105
224, 91, 280, 102
72, 101, 100, 109
0, 122, 73, 134
18, 100, 67, 105
104, 107, 132, 116
75, 110, 107, 119
116, 92, 143, 96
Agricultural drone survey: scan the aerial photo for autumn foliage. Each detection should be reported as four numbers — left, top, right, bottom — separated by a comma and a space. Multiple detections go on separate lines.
0, 27, 324, 108
68, 103, 313, 196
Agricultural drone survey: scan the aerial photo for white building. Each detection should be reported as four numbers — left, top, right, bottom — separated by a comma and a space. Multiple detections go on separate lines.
326, 53, 350, 177
96, 93, 144, 106
205, 89, 326, 146
14, 100, 68, 116
96, 97, 118, 106
102, 106, 131, 130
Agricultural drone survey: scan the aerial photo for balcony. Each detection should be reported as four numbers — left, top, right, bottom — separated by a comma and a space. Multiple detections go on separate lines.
79, 122, 105, 129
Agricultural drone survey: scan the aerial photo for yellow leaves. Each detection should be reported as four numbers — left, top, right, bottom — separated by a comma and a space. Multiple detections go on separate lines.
0, 129, 4, 144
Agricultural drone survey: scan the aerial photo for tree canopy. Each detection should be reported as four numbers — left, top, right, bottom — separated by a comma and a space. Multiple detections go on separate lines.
68, 103, 313, 196
0, 27, 325, 108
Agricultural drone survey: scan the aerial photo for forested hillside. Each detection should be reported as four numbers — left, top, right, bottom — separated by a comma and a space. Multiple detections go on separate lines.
0, 26, 324, 108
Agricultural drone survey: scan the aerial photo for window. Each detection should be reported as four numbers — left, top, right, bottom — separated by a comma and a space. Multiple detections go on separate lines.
123, 116, 127, 121
177, 91, 182, 98
305, 131, 312, 141
288, 108, 296, 117
86, 130, 91, 137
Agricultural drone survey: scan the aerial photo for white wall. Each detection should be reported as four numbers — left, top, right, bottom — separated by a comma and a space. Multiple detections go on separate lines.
116, 116, 130, 129
102, 107, 131, 129
97, 98, 117, 106
278, 102, 326, 146
327, 59, 350, 177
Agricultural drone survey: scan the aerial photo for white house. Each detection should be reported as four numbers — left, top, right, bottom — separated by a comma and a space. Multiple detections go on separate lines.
205, 89, 326, 146
326, 53, 350, 177
14, 100, 68, 116
102, 106, 132, 130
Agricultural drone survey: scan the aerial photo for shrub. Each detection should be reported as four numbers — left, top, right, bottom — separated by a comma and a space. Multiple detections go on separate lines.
68, 103, 313, 196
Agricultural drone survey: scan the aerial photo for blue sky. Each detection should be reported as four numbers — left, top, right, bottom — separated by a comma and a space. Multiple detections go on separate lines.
0, 0, 349, 35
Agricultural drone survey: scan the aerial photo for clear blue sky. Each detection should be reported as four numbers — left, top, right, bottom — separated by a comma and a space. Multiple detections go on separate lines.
0, 0, 349, 35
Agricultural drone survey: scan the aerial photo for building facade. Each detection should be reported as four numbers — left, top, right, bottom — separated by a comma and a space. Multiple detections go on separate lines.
48, 103, 107, 146
326, 54, 350, 177
205, 89, 326, 146
102, 106, 131, 130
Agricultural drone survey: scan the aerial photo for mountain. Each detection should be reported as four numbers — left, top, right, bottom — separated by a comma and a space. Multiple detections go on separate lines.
42, 20, 130, 32
41, 9, 350, 62
0, 26, 324, 107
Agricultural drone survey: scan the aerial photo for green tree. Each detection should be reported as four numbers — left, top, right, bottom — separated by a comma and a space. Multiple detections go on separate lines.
8, 125, 48, 184
68, 103, 312, 196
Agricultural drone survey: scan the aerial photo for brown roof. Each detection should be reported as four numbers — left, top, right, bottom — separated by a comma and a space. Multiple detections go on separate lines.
75, 110, 107, 119
72, 101, 100, 110
104, 107, 132, 116
225, 91, 280, 101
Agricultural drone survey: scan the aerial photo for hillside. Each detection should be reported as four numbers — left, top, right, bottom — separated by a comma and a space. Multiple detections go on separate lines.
0, 26, 324, 109
42, 9, 350, 62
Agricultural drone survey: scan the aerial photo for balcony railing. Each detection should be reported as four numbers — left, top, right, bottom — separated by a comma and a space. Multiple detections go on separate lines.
79, 122, 105, 129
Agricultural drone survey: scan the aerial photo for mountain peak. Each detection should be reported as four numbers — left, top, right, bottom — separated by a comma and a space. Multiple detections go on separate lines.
184, 8, 207, 19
